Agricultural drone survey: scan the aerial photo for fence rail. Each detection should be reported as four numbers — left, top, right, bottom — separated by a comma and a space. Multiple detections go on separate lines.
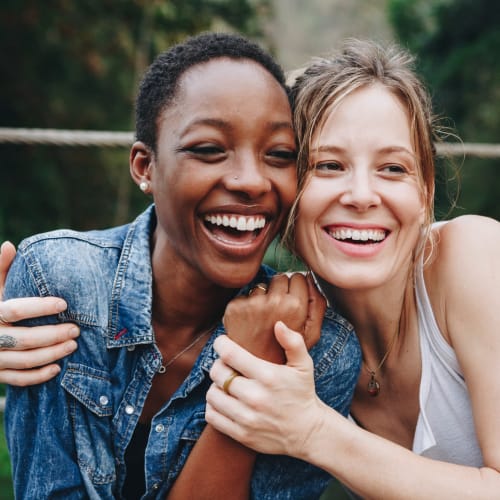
1, 127, 500, 158
0, 128, 499, 411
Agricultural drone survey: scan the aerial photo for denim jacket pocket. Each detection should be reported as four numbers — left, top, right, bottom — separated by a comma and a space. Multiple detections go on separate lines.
62, 363, 116, 485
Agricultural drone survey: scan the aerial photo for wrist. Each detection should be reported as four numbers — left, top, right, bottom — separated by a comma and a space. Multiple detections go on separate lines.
299, 400, 335, 465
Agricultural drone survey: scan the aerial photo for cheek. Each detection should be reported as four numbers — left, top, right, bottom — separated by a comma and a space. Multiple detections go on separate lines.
276, 169, 298, 212
294, 196, 318, 259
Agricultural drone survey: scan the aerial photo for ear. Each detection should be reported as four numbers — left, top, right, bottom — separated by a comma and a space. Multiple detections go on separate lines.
130, 141, 154, 192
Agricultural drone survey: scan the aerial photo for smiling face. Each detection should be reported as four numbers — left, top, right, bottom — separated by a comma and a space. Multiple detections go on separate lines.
295, 84, 425, 291
144, 58, 297, 288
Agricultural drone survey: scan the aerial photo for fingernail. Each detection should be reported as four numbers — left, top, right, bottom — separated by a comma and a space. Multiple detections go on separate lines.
50, 365, 62, 376
68, 326, 80, 338
65, 340, 78, 353
55, 299, 67, 312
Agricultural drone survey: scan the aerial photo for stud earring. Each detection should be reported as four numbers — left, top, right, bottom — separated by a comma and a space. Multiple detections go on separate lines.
139, 181, 150, 192
233, 176, 239, 180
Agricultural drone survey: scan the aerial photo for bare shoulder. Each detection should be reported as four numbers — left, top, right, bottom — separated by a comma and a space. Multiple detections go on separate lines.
426, 215, 499, 333
432, 215, 499, 268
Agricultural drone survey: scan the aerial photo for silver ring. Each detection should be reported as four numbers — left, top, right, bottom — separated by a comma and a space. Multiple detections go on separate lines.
0, 311, 10, 326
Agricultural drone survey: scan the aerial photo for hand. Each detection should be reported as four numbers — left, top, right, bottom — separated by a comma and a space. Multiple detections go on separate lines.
206, 322, 328, 458
223, 273, 326, 364
0, 241, 79, 386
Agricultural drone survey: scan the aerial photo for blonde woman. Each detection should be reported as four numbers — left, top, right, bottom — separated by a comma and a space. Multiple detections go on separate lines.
206, 39, 500, 498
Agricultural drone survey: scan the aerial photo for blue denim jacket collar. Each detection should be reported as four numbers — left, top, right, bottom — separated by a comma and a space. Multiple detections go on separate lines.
108, 207, 155, 349
105, 205, 252, 378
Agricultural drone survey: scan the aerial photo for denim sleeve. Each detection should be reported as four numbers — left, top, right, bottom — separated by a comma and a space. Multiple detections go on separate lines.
4, 252, 89, 499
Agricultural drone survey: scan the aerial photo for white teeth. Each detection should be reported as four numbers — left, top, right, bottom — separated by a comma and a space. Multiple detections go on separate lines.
204, 214, 266, 232
329, 228, 386, 242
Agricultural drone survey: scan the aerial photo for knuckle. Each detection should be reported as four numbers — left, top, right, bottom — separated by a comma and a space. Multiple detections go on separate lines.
258, 368, 275, 388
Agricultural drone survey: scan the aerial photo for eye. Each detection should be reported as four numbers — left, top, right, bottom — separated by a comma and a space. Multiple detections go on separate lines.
380, 164, 407, 174
314, 161, 343, 173
179, 144, 227, 162
266, 148, 297, 167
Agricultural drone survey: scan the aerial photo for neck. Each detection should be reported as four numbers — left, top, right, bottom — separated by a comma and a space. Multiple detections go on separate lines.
150, 236, 238, 339
318, 270, 415, 364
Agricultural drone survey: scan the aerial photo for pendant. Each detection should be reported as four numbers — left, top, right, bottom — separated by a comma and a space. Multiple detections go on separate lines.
367, 372, 380, 397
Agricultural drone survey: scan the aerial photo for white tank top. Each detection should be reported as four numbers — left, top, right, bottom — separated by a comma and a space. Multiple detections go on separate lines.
413, 235, 483, 465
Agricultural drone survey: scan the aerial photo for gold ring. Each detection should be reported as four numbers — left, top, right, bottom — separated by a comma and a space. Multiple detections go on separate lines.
0, 312, 10, 326
222, 370, 240, 395
248, 283, 268, 296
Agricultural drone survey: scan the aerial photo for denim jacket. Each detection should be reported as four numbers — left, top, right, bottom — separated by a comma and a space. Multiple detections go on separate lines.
5, 206, 361, 500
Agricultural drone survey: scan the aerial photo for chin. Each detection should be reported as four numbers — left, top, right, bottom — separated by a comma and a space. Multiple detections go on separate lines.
209, 261, 263, 290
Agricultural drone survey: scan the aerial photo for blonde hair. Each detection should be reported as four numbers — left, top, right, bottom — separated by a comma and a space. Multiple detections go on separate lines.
283, 39, 440, 261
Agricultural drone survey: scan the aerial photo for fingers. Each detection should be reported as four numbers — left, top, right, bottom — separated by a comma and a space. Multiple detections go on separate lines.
205, 400, 242, 441
0, 365, 62, 386
247, 282, 268, 297
0, 323, 79, 351
268, 274, 309, 330
0, 241, 16, 297
274, 321, 314, 370
302, 273, 327, 349
0, 338, 78, 371
0, 297, 68, 324
213, 335, 275, 381
0, 364, 62, 386
306, 272, 327, 317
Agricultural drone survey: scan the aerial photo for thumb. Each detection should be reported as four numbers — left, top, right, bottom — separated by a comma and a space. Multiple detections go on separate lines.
274, 320, 312, 370
0, 241, 16, 297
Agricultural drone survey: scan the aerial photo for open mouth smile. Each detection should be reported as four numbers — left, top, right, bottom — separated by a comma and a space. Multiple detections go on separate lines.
203, 213, 268, 245
326, 227, 388, 244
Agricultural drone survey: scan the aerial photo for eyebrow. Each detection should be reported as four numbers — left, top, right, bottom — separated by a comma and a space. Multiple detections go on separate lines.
185, 118, 293, 133
312, 144, 414, 157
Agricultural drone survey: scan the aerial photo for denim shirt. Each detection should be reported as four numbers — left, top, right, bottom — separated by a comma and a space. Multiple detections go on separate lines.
4, 205, 361, 500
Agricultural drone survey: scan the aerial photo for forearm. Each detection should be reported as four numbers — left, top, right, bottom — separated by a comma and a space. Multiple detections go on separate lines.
167, 424, 256, 500
302, 403, 500, 500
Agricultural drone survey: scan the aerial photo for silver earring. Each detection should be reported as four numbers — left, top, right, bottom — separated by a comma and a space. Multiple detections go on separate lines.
233, 176, 239, 180
139, 181, 149, 192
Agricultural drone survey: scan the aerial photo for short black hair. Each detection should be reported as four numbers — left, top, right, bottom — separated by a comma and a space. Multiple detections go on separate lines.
135, 32, 288, 153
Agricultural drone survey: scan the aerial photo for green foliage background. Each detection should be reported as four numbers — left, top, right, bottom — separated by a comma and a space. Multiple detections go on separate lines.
389, 0, 500, 221
0, 0, 272, 244
0, 0, 498, 498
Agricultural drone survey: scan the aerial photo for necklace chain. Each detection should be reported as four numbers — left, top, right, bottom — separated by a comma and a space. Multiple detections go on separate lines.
157, 325, 216, 374
363, 324, 400, 397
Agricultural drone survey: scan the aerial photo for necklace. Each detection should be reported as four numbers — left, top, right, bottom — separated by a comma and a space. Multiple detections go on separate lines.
363, 325, 400, 397
157, 325, 216, 374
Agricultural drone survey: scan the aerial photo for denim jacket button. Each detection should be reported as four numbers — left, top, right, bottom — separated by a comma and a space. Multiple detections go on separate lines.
99, 395, 109, 406
152, 483, 160, 490
127, 345, 135, 351
155, 424, 164, 433
125, 404, 135, 415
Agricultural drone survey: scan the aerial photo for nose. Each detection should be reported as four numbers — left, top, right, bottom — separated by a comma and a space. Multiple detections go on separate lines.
224, 152, 272, 198
340, 168, 380, 210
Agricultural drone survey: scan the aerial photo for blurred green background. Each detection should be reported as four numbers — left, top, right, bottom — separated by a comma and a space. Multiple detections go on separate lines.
1, 0, 499, 498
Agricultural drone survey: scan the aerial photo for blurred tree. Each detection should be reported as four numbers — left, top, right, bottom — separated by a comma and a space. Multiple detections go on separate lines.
389, 0, 500, 220
0, 0, 272, 243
